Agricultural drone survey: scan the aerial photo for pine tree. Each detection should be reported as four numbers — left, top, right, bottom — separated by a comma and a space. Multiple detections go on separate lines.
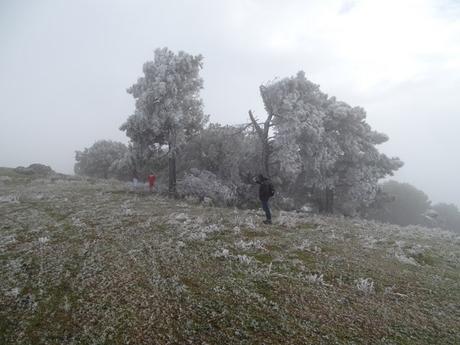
120, 48, 207, 196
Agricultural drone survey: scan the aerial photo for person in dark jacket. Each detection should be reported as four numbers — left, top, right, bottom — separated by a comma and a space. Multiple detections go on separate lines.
255, 174, 274, 224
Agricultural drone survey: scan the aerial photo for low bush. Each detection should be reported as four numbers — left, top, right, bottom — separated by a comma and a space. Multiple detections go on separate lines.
178, 169, 237, 206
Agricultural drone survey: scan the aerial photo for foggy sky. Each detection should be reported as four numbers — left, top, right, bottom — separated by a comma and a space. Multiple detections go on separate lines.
1, 0, 459, 207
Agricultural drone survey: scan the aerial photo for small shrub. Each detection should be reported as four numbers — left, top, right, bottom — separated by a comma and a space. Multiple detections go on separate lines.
14, 163, 54, 176
305, 273, 325, 285
356, 278, 375, 295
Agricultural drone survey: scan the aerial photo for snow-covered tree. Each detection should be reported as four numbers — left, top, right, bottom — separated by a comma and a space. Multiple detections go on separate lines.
180, 123, 257, 182
259, 72, 331, 198
248, 109, 273, 177
74, 140, 128, 179
120, 48, 207, 196
366, 180, 431, 226
260, 71, 402, 213
431, 203, 460, 233
323, 100, 403, 214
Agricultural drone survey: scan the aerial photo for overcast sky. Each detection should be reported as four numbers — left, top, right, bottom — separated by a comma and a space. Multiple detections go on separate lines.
1, 0, 459, 206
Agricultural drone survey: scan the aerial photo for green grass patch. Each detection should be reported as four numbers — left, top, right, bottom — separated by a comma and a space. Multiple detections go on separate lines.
242, 229, 268, 239
252, 252, 273, 264
410, 252, 439, 266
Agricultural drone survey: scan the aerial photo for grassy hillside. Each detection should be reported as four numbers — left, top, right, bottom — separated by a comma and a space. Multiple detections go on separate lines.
1, 172, 459, 344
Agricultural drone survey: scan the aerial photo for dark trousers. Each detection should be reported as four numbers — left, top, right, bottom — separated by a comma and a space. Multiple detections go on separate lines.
261, 199, 271, 221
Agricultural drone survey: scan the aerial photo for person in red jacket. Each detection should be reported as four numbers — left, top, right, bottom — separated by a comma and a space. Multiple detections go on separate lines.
148, 173, 156, 192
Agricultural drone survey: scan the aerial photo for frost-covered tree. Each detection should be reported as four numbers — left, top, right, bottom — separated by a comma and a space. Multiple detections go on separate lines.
179, 123, 261, 207
259, 72, 335, 211
125, 140, 168, 181
248, 109, 273, 177
323, 100, 403, 214
120, 48, 207, 196
432, 203, 460, 233
260, 71, 402, 213
180, 123, 258, 182
260, 72, 329, 187
367, 180, 431, 226
178, 169, 237, 206
74, 140, 128, 179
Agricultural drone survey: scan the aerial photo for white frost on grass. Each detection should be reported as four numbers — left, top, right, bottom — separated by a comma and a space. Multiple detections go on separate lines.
122, 208, 133, 216
361, 235, 378, 249
383, 285, 407, 298
391, 240, 429, 266
406, 244, 429, 257
2, 175, 459, 343
174, 213, 188, 222
236, 254, 253, 265
232, 226, 241, 234
294, 239, 322, 253
395, 252, 419, 266
30, 192, 45, 201
235, 239, 266, 251
188, 231, 207, 241
38, 237, 49, 244
71, 216, 86, 229
0, 234, 16, 248
356, 278, 375, 295
244, 216, 256, 230
120, 200, 135, 216
213, 249, 253, 265
277, 211, 302, 228
296, 239, 312, 251
170, 213, 226, 241
202, 223, 222, 234
169, 212, 196, 226
5, 287, 20, 298
305, 273, 325, 285
6, 258, 22, 274
213, 248, 230, 258
0, 194, 19, 203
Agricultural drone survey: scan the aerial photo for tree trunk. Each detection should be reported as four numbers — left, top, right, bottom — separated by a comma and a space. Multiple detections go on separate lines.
248, 110, 273, 177
325, 187, 334, 213
261, 141, 270, 178
314, 187, 334, 214
168, 128, 177, 197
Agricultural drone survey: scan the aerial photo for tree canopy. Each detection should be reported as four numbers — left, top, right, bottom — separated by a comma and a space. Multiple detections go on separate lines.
74, 140, 128, 179
367, 180, 431, 226
120, 48, 207, 195
258, 71, 402, 213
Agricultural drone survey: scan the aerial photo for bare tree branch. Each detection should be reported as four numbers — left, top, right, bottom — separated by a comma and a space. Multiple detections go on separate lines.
248, 110, 264, 138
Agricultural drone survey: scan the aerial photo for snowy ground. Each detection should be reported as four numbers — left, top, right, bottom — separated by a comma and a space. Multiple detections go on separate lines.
1, 168, 459, 344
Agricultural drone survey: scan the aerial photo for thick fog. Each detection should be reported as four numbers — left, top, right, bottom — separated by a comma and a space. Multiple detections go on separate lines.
1, 0, 459, 207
